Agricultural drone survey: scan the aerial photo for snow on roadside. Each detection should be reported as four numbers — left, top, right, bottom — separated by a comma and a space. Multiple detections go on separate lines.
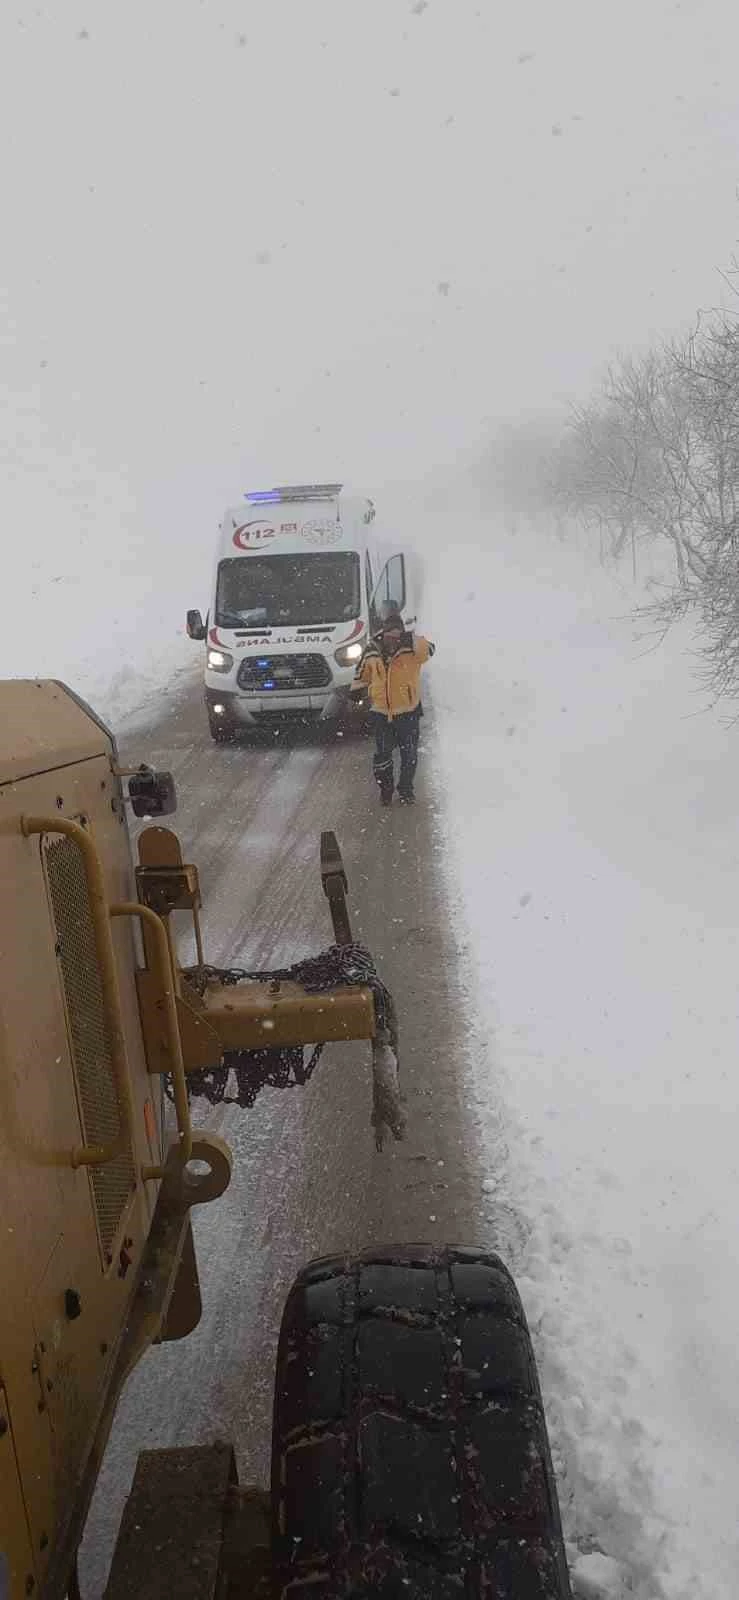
1, 442, 208, 728
420, 503, 739, 1599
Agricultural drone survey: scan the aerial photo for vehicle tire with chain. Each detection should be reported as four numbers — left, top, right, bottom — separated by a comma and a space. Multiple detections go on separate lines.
271, 1244, 572, 1598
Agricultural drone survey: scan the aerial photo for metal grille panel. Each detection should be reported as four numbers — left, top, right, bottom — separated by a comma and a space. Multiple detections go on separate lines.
237, 653, 332, 692
44, 834, 134, 1257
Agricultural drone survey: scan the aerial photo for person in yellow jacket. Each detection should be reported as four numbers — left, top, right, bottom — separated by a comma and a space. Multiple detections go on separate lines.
356, 611, 436, 805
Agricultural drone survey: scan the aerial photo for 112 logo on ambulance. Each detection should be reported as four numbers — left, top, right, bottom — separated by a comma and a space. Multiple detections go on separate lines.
232, 520, 277, 551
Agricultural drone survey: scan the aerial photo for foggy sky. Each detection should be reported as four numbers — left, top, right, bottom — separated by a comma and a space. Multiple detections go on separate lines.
3, 0, 739, 527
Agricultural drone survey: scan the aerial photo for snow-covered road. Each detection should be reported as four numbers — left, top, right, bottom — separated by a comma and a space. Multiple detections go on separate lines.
79, 689, 497, 1596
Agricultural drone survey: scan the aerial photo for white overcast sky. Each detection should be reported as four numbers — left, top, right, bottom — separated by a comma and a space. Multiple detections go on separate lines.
3, 0, 739, 509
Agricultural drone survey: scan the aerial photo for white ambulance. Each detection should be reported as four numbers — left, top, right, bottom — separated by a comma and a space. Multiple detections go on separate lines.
187, 485, 414, 741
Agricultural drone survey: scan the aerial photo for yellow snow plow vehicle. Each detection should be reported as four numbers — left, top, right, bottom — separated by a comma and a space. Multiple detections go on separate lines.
0, 680, 570, 1599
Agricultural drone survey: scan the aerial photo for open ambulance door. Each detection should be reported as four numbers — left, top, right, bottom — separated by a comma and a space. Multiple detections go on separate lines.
370, 553, 417, 633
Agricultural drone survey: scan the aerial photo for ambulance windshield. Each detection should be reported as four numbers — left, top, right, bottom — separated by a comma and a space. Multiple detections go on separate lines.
216, 551, 361, 628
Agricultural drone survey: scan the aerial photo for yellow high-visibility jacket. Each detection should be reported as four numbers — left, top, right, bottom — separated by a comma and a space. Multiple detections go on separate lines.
357, 635, 435, 718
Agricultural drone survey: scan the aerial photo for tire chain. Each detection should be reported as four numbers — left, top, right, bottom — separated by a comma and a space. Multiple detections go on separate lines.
164, 943, 397, 1110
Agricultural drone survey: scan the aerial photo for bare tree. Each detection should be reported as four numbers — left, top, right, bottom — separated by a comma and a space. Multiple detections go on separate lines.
554, 312, 739, 696
552, 358, 661, 576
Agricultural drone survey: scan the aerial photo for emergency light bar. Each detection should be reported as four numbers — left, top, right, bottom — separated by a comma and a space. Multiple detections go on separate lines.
244, 484, 343, 505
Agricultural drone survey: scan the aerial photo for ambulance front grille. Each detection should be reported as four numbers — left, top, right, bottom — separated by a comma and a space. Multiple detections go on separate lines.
237, 653, 332, 692
43, 833, 135, 1259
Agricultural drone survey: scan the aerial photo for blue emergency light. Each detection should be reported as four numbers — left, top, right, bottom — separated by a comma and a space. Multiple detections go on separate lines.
244, 484, 343, 505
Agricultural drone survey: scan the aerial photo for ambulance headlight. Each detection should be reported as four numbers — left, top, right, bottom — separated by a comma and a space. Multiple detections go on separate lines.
207, 648, 234, 673
334, 641, 364, 667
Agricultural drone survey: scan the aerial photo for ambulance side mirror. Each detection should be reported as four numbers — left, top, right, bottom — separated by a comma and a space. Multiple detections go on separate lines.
186, 609, 206, 641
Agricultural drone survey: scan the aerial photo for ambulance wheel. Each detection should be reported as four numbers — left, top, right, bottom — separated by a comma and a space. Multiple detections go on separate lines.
271, 1244, 572, 1599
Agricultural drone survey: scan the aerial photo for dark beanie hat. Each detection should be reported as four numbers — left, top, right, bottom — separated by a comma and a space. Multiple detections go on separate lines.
380, 610, 405, 632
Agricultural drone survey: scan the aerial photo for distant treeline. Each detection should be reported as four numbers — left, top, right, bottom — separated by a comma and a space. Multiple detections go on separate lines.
498, 280, 739, 701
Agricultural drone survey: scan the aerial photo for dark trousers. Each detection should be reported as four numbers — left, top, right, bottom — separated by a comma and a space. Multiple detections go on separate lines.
370, 710, 420, 798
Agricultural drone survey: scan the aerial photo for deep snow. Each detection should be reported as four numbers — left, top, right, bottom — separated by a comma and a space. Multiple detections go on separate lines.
419, 493, 739, 1600
0, 448, 204, 728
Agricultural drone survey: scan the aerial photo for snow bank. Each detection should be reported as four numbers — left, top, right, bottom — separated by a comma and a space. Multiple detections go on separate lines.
417, 490, 739, 1599
0, 444, 211, 727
